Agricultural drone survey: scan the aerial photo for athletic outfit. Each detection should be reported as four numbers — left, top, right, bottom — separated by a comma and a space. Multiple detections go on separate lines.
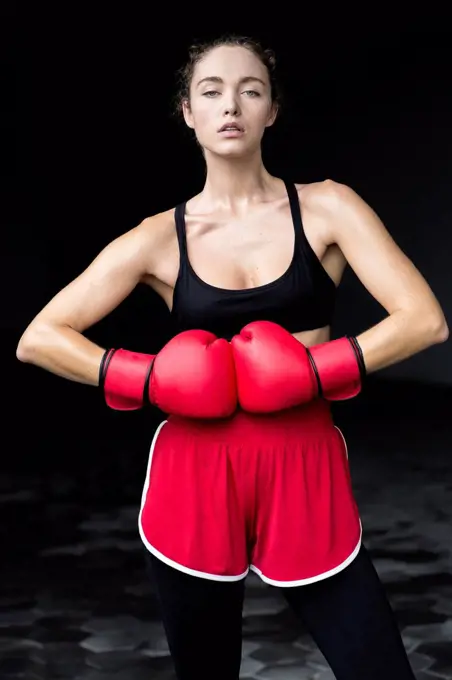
138, 182, 362, 583
131, 182, 415, 678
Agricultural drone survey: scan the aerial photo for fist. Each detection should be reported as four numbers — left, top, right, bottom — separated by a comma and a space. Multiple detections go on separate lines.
231, 321, 318, 413
151, 329, 238, 418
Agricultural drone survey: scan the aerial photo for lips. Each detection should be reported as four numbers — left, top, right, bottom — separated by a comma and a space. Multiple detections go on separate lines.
218, 122, 244, 132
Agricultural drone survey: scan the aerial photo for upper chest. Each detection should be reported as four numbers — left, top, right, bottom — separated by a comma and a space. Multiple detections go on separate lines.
153, 195, 328, 291
187, 199, 294, 268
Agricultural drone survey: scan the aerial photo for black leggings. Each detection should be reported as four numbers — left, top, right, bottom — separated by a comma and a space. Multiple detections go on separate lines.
145, 545, 415, 680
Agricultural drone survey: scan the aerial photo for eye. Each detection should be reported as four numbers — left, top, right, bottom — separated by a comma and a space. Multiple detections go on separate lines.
242, 90, 261, 97
202, 90, 220, 98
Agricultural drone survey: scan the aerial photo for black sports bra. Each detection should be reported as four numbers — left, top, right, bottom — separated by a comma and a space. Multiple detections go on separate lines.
170, 181, 336, 341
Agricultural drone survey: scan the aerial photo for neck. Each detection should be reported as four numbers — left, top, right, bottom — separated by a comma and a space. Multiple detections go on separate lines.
201, 149, 274, 212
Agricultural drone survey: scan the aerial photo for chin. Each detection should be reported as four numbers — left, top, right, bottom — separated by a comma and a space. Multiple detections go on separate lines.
205, 139, 260, 160
216, 148, 250, 159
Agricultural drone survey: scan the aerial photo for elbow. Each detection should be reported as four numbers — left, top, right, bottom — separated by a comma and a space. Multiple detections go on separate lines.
16, 329, 38, 363
433, 316, 449, 344
424, 311, 449, 347
16, 323, 53, 364
397, 306, 449, 351
16, 343, 27, 363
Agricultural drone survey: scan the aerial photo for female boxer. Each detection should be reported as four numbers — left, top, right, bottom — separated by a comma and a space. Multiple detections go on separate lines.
17, 35, 448, 680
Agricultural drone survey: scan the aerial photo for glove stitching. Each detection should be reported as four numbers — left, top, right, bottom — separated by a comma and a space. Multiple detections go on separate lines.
306, 348, 323, 398
143, 357, 156, 406
99, 348, 116, 390
347, 336, 366, 383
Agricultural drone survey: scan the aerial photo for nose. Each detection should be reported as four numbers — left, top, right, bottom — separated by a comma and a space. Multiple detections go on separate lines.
224, 105, 240, 116
223, 92, 241, 117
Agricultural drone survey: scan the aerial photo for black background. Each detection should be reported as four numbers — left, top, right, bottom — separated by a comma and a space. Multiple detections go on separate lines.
4, 10, 452, 482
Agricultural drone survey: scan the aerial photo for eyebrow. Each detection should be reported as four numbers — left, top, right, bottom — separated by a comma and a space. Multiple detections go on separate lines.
196, 76, 267, 88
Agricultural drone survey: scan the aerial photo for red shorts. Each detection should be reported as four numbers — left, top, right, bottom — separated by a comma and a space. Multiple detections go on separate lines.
138, 400, 362, 586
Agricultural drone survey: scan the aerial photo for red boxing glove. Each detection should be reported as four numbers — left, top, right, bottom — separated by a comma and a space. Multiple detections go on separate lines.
231, 321, 318, 413
308, 336, 365, 401
231, 321, 366, 414
100, 329, 237, 419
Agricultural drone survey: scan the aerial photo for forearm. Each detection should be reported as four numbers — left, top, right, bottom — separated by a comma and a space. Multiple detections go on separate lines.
293, 309, 447, 376
355, 309, 448, 374
16, 323, 105, 385
288, 309, 447, 402
16, 325, 238, 419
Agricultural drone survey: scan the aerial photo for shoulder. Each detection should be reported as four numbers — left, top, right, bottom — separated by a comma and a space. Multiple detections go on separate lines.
123, 207, 177, 252
104, 207, 177, 275
295, 179, 360, 212
294, 179, 373, 245
138, 207, 177, 240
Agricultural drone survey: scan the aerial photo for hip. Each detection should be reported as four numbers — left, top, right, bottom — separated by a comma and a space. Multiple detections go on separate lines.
163, 399, 341, 452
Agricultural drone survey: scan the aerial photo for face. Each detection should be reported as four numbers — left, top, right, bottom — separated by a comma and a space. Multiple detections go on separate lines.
183, 45, 278, 158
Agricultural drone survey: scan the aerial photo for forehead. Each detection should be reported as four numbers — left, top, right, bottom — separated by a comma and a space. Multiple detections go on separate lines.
193, 45, 268, 84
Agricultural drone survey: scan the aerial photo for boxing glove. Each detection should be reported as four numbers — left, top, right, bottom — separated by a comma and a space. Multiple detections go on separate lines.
231, 321, 318, 413
231, 321, 365, 413
100, 329, 237, 419
308, 336, 365, 400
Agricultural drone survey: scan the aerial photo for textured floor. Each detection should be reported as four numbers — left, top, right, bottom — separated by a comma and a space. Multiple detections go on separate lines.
2, 381, 452, 679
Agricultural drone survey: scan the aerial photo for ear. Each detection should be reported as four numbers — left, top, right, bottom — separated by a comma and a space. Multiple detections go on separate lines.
265, 101, 279, 128
182, 99, 195, 129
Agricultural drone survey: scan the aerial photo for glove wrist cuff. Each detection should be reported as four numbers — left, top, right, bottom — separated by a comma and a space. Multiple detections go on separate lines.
99, 348, 116, 389
308, 336, 364, 401
103, 348, 155, 411
347, 336, 366, 382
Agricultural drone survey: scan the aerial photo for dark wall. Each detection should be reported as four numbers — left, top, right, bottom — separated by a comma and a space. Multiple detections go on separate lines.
8, 22, 451, 376
4, 16, 452, 476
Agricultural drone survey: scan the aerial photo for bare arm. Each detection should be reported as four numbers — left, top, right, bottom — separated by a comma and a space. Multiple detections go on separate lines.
305, 181, 449, 372
16, 219, 160, 385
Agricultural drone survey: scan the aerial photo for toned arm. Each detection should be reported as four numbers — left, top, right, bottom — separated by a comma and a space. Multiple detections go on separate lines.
304, 180, 449, 373
16, 219, 159, 385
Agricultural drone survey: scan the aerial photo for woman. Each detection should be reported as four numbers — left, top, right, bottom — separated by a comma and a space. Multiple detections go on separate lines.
17, 35, 448, 680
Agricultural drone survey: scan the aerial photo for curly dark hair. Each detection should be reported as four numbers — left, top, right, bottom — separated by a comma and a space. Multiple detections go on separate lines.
173, 35, 283, 118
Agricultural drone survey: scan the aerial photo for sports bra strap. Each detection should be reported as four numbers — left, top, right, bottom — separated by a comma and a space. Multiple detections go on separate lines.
174, 202, 188, 260
284, 181, 303, 248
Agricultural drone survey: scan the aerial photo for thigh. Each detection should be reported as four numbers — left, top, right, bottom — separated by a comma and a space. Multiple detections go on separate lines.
282, 545, 415, 680
145, 551, 245, 680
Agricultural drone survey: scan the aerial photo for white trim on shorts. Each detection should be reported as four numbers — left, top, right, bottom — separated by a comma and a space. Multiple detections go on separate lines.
248, 424, 361, 587
249, 522, 362, 587
138, 419, 249, 582
138, 419, 362, 585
